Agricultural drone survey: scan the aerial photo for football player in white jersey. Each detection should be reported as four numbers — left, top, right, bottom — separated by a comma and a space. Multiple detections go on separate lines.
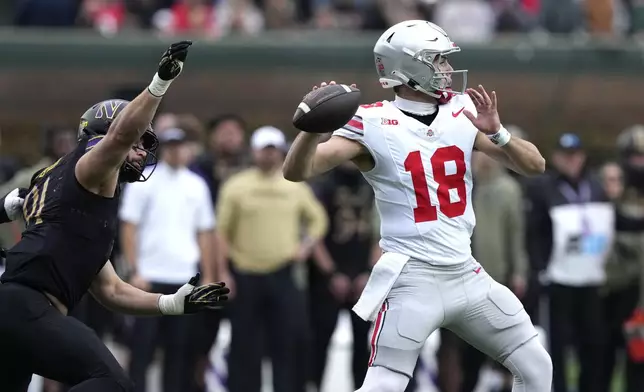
283, 20, 552, 392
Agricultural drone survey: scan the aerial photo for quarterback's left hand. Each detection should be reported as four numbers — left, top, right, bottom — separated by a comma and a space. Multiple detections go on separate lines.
463, 85, 501, 135
158, 273, 230, 315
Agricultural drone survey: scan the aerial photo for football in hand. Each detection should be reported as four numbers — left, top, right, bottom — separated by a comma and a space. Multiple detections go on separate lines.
293, 84, 361, 134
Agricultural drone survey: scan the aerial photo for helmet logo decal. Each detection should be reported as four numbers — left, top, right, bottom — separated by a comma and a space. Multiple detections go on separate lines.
94, 101, 124, 120
376, 57, 386, 76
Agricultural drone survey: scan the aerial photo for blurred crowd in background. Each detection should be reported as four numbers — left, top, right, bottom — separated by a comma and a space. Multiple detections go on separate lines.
6, 0, 644, 39
2, 1, 644, 392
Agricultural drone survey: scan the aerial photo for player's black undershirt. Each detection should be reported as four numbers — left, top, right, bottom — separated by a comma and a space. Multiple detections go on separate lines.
1, 138, 119, 311
400, 110, 439, 127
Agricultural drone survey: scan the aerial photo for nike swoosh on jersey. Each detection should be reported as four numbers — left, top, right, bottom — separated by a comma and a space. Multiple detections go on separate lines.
452, 107, 465, 117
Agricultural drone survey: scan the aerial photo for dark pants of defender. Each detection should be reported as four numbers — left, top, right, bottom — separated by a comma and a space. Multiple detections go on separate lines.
227, 263, 306, 392
309, 278, 370, 389
71, 292, 127, 343
57, 293, 129, 392
549, 284, 604, 392
601, 285, 644, 392
128, 282, 193, 392
0, 283, 133, 392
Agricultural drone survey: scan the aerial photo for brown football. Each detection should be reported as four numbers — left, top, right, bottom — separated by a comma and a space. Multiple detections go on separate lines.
293, 84, 361, 134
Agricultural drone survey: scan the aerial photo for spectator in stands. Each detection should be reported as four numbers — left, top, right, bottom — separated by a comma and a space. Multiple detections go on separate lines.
152, 0, 217, 36
78, 0, 129, 36
526, 133, 614, 392
152, 0, 264, 38
495, 0, 534, 32
310, 0, 366, 29
434, 0, 496, 42
308, 162, 375, 390
191, 114, 250, 205
361, 0, 428, 30
216, 126, 327, 392
214, 0, 265, 36
585, 0, 614, 33
539, 0, 583, 33
259, 0, 297, 29
459, 150, 528, 392
119, 128, 217, 392
13, 0, 78, 27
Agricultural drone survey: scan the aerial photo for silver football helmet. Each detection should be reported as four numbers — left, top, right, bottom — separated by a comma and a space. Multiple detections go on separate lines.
373, 20, 467, 101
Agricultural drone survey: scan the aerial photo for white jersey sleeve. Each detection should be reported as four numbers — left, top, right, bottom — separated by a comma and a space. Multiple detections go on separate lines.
332, 103, 392, 173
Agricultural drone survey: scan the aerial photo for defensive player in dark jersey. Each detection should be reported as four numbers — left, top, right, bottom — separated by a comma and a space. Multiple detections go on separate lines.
0, 41, 229, 392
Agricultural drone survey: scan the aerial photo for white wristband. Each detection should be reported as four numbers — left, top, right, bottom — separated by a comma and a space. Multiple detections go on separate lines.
158, 294, 181, 315
147, 73, 172, 97
157, 281, 194, 315
488, 126, 512, 147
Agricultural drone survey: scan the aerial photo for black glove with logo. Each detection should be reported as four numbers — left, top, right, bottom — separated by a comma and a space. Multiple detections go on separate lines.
148, 40, 192, 97
158, 273, 230, 315
158, 40, 192, 81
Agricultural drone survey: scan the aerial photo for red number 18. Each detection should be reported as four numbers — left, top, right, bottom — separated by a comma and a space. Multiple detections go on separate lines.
404, 146, 467, 223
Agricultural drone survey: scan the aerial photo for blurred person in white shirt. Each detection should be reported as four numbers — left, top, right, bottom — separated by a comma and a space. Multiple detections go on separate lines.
119, 128, 217, 392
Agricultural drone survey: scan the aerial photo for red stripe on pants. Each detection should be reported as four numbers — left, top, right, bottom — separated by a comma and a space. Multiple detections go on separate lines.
368, 301, 388, 366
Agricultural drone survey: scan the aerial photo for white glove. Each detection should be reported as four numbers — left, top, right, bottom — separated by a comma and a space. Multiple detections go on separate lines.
3, 188, 26, 222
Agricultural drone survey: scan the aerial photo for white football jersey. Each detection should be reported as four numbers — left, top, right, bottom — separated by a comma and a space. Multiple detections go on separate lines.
333, 94, 479, 265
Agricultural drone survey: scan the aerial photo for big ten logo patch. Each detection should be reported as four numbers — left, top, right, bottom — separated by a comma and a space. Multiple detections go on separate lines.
381, 118, 399, 126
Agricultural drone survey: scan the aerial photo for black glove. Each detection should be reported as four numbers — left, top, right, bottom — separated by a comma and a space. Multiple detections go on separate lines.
158, 272, 230, 315
157, 40, 192, 81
